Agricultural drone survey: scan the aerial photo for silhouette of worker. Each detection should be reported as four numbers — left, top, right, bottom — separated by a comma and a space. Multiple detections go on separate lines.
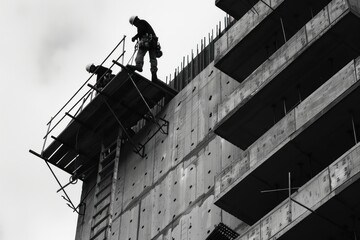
127, 16, 162, 81
86, 64, 113, 90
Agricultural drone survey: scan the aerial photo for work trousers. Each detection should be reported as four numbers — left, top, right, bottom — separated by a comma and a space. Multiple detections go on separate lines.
135, 47, 158, 73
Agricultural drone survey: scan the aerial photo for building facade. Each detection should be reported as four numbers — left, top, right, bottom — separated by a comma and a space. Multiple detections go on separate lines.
37, 0, 360, 240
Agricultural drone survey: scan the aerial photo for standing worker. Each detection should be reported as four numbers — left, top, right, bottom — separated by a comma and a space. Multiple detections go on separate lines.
127, 15, 161, 81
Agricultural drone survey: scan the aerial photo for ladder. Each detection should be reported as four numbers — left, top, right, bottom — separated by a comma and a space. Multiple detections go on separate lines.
90, 135, 121, 240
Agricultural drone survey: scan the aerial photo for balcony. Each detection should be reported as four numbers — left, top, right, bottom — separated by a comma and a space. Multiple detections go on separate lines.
233, 142, 360, 240
214, 58, 360, 225
215, 0, 360, 150
214, 0, 332, 83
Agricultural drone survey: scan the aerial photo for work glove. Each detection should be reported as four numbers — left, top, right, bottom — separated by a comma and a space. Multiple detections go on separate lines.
132, 36, 136, 42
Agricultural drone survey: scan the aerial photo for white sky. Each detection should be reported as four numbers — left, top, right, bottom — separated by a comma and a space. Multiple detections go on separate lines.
0, 0, 225, 240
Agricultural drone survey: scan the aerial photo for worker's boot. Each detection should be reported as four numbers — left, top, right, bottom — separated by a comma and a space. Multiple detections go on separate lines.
126, 64, 143, 72
151, 70, 158, 82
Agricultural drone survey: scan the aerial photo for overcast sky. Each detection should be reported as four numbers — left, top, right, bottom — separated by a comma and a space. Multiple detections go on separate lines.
0, 0, 225, 240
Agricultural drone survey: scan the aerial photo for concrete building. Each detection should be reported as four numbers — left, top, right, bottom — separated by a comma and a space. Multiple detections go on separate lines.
31, 0, 360, 239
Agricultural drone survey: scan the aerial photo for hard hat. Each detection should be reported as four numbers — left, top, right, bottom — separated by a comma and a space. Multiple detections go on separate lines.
86, 63, 95, 73
129, 15, 137, 25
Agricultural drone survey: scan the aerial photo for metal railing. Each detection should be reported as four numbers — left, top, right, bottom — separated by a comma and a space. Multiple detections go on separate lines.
41, 36, 127, 155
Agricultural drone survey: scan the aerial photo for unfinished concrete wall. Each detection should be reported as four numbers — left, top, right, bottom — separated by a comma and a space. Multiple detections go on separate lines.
217, 0, 356, 124
75, 62, 246, 240
236, 141, 360, 240
215, 58, 360, 202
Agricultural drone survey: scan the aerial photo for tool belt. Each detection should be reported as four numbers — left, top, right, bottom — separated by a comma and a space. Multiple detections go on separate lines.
139, 33, 158, 50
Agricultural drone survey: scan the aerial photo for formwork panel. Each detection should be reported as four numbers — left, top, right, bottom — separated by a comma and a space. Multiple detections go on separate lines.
170, 163, 184, 220
139, 191, 153, 240
236, 143, 360, 240
208, 73, 221, 132
184, 98, 193, 156
329, 0, 349, 22
122, 151, 143, 209
187, 206, 200, 240
119, 204, 139, 240
221, 210, 244, 234
305, 7, 330, 43
75, 179, 96, 240
249, 110, 296, 168
154, 126, 172, 182
143, 132, 155, 191
215, 154, 250, 199
151, 175, 171, 238
291, 170, 331, 220
349, 0, 360, 13
295, 61, 356, 130
198, 81, 209, 143
191, 93, 199, 152
199, 195, 222, 239
329, 144, 360, 190
110, 216, 121, 240
260, 202, 291, 240
172, 100, 186, 164
238, 224, 261, 240
204, 145, 222, 194
114, 161, 125, 217
196, 150, 205, 198
356, 56, 360, 81
220, 72, 239, 103
171, 221, 181, 240
184, 163, 197, 207
221, 138, 243, 169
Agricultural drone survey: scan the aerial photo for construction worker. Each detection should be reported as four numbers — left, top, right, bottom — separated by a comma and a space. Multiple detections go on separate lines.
127, 15, 159, 81
86, 63, 113, 90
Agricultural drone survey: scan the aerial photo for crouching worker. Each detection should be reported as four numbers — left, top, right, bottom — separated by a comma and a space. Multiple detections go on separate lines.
86, 64, 114, 90
127, 15, 162, 81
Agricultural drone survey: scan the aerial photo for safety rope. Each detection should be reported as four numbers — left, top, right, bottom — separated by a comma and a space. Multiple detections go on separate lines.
127, 41, 139, 65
